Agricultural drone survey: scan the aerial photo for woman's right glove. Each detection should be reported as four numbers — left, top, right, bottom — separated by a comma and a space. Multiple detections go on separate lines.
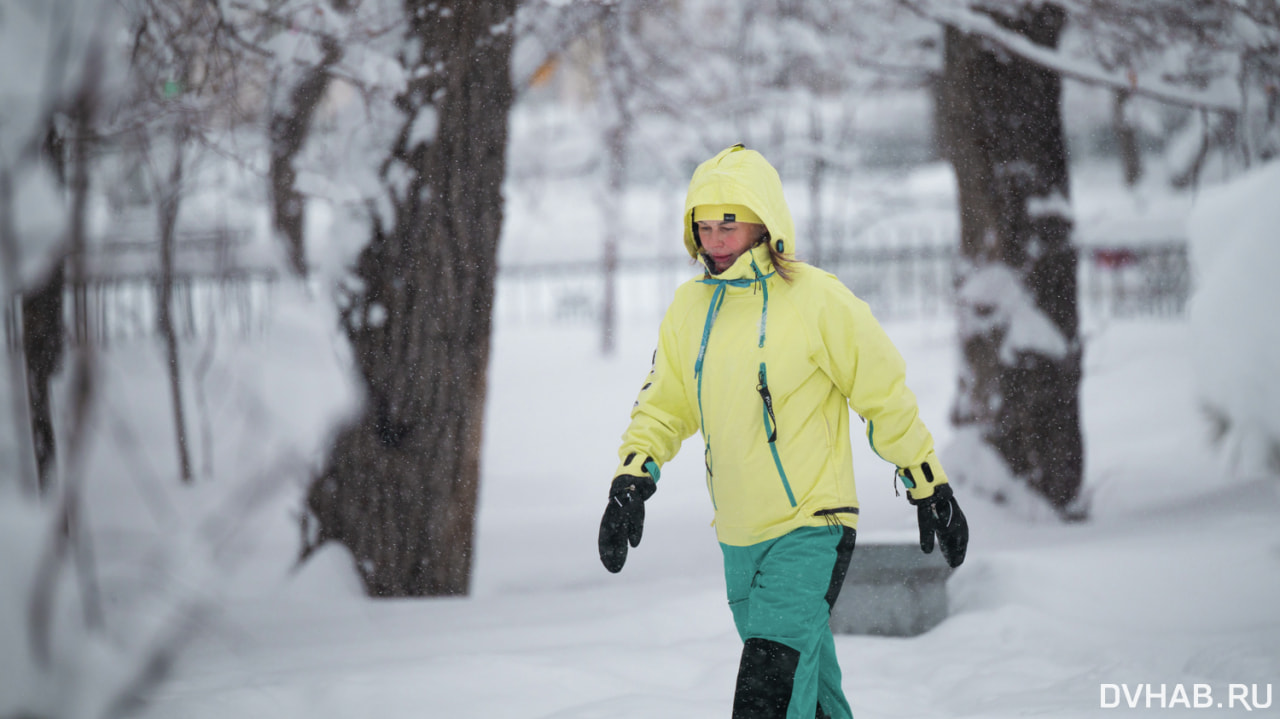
914, 484, 969, 568
598, 471, 657, 573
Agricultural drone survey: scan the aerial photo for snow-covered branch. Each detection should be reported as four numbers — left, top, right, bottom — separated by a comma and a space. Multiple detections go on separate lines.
899, 0, 1242, 113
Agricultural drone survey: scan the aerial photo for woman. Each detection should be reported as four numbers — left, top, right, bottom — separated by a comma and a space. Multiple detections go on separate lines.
597, 144, 969, 719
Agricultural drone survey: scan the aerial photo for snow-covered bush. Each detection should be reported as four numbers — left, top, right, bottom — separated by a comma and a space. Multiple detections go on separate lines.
1187, 160, 1280, 478
2, 2, 364, 716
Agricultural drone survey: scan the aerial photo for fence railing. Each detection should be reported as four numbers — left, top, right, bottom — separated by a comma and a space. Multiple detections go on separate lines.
5, 240, 1189, 349
1078, 243, 1189, 318
4, 270, 279, 351
495, 241, 1191, 326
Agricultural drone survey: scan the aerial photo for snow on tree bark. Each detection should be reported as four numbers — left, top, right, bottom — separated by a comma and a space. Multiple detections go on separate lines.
305, 0, 516, 597
269, 35, 342, 279
938, 2, 1084, 517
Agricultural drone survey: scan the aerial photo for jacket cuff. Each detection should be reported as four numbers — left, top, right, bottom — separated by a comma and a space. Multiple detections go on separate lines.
613, 451, 660, 483
900, 450, 949, 504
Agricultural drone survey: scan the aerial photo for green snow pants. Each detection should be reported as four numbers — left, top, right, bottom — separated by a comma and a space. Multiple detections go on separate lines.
722, 525, 857, 719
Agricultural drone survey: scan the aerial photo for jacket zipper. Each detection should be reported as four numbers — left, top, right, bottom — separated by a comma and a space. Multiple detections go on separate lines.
757, 362, 797, 507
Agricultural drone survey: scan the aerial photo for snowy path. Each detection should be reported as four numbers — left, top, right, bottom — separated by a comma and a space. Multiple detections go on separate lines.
144, 482, 1280, 718
137, 319, 1280, 718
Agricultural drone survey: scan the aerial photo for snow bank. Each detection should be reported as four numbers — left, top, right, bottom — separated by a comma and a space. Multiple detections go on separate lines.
1186, 160, 1280, 478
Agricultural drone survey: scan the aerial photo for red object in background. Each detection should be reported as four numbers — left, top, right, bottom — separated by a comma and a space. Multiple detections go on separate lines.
1094, 248, 1138, 269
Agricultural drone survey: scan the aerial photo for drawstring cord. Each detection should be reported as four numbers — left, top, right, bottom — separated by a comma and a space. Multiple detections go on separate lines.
694, 261, 774, 388
693, 281, 729, 494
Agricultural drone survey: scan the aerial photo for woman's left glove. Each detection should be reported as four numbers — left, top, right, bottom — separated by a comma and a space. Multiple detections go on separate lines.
598, 473, 657, 573
914, 484, 969, 568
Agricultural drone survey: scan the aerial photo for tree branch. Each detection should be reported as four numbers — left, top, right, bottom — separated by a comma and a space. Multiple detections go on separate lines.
899, 0, 1241, 114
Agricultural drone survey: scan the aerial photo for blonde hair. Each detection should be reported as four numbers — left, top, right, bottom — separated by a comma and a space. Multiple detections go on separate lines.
762, 231, 795, 283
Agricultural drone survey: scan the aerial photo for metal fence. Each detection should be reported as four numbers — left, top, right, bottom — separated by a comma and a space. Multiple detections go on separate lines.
4, 270, 278, 351
495, 241, 1191, 326
1078, 243, 1189, 318
5, 239, 1189, 350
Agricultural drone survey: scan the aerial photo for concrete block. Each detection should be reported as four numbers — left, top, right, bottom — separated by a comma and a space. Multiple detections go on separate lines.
829, 538, 953, 637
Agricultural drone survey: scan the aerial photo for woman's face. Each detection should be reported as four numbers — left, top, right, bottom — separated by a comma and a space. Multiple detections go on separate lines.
697, 221, 764, 273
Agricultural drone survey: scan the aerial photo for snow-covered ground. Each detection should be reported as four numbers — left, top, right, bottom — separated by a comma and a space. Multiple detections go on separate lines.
3, 109, 1276, 714
4, 3, 1277, 714
4, 157, 1264, 719
120, 306, 1279, 718
5, 154, 1276, 716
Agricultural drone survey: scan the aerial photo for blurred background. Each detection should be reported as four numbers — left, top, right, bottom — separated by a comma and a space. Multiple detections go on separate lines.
2, 1, 1278, 717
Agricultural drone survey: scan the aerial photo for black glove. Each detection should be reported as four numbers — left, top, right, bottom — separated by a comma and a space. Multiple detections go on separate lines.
915, 484, 968, 568
598, 473, 657, 573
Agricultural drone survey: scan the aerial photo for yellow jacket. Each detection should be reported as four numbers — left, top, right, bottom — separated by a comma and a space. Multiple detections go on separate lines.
614, 145, 949, 547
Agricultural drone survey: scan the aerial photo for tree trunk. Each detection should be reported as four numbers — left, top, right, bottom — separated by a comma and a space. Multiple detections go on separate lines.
22, 122, 71, 493
601, 119, 624, 355
807, 107, 827, 268
269, 35, 341, 278
939, 3, 1084, 517
156, 131, 193, 484
599, 5, 631, 357
22, 264, 65, 493
305, 0, 516, 597
1112, 89, 1143, 187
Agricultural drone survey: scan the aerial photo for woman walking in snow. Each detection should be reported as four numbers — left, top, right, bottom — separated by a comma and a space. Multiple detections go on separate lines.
597, 144, 969, 719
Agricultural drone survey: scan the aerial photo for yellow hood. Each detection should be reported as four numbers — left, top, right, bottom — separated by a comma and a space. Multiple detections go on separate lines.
683, 145, 796, 260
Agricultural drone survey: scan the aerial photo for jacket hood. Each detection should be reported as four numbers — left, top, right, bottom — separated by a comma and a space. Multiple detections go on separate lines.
683, 145, 796, 261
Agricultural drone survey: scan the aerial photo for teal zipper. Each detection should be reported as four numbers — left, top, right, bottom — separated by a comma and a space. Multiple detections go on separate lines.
693, 254, 778, 511
757, 362, 797, 507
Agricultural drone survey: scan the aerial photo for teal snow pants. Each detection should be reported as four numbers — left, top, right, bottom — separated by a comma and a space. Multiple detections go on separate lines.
722, 525, 857, 719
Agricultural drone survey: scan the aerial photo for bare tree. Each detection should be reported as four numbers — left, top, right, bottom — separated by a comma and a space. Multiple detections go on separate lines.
150, 126, 195, 484
512, 0, 683, 355
596, 1, 636, 356
116, 1, 237, 486
123, 0, 344, 280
